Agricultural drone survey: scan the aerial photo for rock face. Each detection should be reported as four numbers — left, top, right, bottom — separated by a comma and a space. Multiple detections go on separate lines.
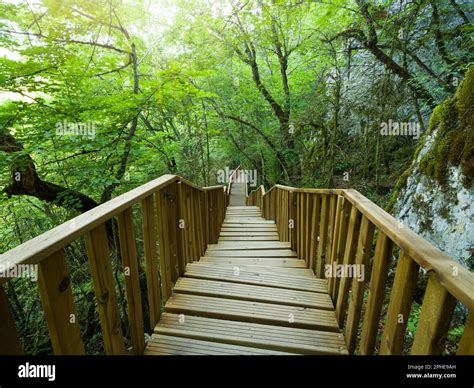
391, 67, 473, 270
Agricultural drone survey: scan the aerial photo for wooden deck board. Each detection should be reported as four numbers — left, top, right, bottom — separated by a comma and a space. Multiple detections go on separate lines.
219, 232, 279, 236
199, 257, 307, 268
164, 293, 340, 331
205, 250, 297, 257
173, 277, 333, 309
145, 334, 294, 355
184, 263, 328, 292
145, 204, 347, 356
219, 236, 280, 241
187, 262, 314, 276
221, 224, 278, 232
154, 313, 348, 355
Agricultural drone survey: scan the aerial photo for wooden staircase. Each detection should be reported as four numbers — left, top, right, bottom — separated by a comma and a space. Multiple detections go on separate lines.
1, 168, 473, 356
144, 205, 347, 355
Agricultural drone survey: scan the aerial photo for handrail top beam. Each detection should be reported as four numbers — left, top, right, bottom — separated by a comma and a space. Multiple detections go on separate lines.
266, 184, 343, 195
260, 183, 474, 311
0, 174, 224, 272
341, 189, 474, 311
248, 185, 265, 194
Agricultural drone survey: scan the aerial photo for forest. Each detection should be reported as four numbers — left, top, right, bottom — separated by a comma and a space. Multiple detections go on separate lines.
0, 0, 472, 355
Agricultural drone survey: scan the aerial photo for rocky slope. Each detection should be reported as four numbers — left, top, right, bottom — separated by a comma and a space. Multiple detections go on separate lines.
390, 67, 473, 270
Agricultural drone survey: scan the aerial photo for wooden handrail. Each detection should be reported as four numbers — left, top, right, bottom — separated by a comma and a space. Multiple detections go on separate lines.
0, 175, 223, 270
0, 174, 177, 269
258, 183, 474, 355
341, 189, 474, 311
226, 165, 240, 199
246, 185, 265, 207
0, 174, 227, 355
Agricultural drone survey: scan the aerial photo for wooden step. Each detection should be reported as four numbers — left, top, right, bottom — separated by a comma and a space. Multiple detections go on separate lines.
223, 221, 275, 226
205, 249, 297, 257
173, 277, 333, 309
219, 232, 279, 236
221, 225, 277, 229
164, 294, 339, 331
190, 262, 314, 276
145, 334, 294, 355
154, 313, 348, 355
227, 206, 258, 209
200, 257, 306, 268
226, 213, 261, 215
226, 211, 261, 214
225, 215, 261, 218
219, 236, 280, 241
221, 228, 278, 233
184, 263, 328, 292
207, 242, 292, 250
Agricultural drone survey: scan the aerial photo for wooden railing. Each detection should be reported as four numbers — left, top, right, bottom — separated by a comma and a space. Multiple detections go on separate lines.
225, 166, 240, 205
246, 185, 265, 207
0, 175, 226, 355
260, 185, 474, 355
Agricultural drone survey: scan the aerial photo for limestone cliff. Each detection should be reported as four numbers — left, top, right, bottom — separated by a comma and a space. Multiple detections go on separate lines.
390, 67, 473, 270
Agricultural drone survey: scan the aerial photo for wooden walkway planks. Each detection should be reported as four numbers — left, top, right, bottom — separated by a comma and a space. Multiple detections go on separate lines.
199, 257, 307, 268
204, 250, 297, 257
145, 334, 295, 355
164, 293, 339, 331
145, 205, 348, 355
183, 263, 328, 292
228, 172, 247, 206
153, 313, 348, 355
173, 278, 334, 309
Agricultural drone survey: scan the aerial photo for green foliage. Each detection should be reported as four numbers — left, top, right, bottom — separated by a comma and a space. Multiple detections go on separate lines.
0, 0, 471, 354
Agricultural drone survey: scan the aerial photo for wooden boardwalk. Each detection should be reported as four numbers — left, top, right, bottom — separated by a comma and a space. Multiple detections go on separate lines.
2, 171, 471, 356
228, 171, 246, 206
145, 205, 348, 355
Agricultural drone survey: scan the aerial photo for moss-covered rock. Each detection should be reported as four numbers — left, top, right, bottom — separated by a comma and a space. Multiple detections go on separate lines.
419, 67, 473, 188
388, 66, 474, 212
390, 66, 473, 270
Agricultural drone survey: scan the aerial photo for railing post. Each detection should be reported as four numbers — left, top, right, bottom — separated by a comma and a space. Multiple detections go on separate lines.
0, 284, 24, 355
117, 208, 146, 355
85, 224, 126, 355
309, 194, 321, 272
38, 249, 85, 355
380, 251, 419, 355
177, 182, 188, 272
141, 195, 161, 327
458, 312, 474, 355
335, 206, 362, 327
326, 195, 337, 269
344, 217, 375, 354
359, 232, 393, 355
316, 194, 329, 277
411, 272, 456, 355
290, 191, 297, 252
156, 183, 180, 298
304, 193, 312, 267
328, 196, 343, 291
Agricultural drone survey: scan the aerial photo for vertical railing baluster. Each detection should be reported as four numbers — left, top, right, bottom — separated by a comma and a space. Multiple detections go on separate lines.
380, 251, 419, 355
141, 195, 162, 325
85, 224, 126, 355
117, 209, 145, 355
